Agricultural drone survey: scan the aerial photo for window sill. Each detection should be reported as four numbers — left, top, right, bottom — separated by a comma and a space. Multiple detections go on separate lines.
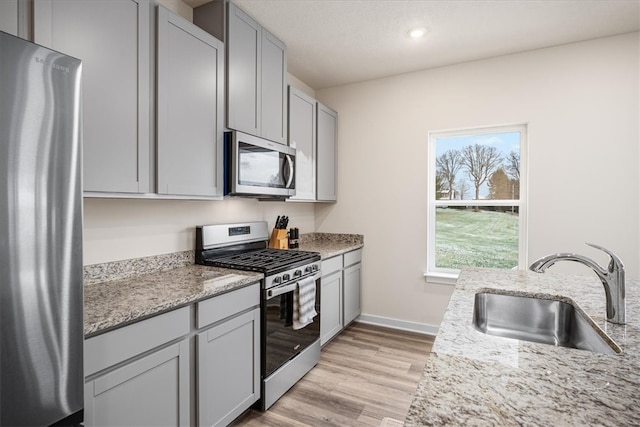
424, 272, 459, 286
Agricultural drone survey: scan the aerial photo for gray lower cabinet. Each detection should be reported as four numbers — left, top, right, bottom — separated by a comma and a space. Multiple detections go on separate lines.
197, 308, 260, 426
316, 102, 338, 202
320, 249, 363, 346
34, 0, 151, 194
84, 282, 262, 427
196, 283, 261, 427
343, 251, 363, 325
157, 6, 224, 197
84, 307, 192, 427
84, 339, 190, 427
320, 270, 343, 346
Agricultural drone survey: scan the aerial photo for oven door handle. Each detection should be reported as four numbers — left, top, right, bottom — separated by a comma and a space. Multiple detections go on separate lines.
266, 273, 321, 300
266, 282, 298, 300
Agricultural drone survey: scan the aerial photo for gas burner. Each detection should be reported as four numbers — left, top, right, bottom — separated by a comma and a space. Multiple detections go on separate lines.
209, 248, 320, 274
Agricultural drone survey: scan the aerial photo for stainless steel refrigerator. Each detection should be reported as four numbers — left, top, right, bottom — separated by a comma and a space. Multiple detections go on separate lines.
0, 31, 84, 426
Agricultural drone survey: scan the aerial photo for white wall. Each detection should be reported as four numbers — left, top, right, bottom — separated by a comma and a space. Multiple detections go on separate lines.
83, 198, 315, 265
315, 33, 640, 329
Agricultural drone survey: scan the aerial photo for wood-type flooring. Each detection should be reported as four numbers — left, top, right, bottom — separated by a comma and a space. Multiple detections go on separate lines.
233, 322, 434, 427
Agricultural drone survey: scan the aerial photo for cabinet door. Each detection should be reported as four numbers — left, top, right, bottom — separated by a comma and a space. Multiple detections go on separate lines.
288, 86, 316, 200
197, 308, 260, 427
320, 271, 343, 346
0, 0, 18, 36
34, 0, 150, 194
343, 262, 362, 326
226, 2, 260, 136
261, 30, 287, 144
157, 6, 224, 197
84, 340, 190, 427
317, 102, 338, 201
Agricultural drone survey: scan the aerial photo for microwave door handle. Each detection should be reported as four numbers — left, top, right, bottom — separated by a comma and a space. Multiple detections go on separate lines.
284, 154, 294, 189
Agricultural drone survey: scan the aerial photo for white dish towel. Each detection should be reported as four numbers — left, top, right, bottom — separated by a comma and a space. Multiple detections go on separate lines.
293, 276, 317, 330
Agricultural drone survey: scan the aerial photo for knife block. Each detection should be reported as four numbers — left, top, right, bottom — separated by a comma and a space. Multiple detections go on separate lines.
269, 229, 288, 249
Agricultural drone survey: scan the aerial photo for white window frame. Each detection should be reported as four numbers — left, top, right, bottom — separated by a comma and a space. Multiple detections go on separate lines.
425, 124, 528, 285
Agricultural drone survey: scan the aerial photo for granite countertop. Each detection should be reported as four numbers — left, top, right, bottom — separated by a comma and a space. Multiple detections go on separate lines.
84, 265, 262, 338
298, 232, 364, 259
84, 233, 363, 338
406, 268, 640, 426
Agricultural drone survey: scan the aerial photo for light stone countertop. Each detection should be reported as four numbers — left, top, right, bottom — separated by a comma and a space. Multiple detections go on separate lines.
406, 268, 640, 426
84, 265, 262, 338
83, 234, 363, 338
298, 232, 364, 259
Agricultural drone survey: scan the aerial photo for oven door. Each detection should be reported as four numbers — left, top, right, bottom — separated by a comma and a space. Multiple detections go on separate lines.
263, 274, 321, 378
228, 131, 295, 198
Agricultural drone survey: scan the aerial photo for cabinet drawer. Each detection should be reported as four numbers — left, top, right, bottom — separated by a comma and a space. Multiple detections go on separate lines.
321, 255, 343, 277
85, 306, 191, 377
344, 248, 362, 267
197, 283, 260, 329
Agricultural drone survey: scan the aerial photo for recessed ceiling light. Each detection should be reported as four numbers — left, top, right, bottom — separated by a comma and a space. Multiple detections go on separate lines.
408, 27, 428, 39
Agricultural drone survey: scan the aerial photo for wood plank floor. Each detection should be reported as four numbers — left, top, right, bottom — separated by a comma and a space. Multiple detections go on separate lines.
233, 322, 434, 427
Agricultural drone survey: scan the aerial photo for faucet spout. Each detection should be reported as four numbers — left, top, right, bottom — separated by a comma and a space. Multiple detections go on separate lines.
529, 243, 626, 324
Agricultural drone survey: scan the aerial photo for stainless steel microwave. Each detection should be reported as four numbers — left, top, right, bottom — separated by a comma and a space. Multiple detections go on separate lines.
225, 131, 295, 198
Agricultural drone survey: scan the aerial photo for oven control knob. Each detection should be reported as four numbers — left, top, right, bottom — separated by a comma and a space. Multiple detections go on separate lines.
312, 264, 319, 272
304, 266, 311, 274
283, 274, 290, 281
294, 270, 302, 277
273, 276, 281, 284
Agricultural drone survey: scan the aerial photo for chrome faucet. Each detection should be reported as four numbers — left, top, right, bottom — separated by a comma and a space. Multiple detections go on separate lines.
529, 243, 626, 324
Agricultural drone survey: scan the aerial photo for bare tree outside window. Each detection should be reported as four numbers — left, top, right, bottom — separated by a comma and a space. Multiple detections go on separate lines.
506, 151, 520, 181
457, 180, 469, 200
459, 144, 503, 200
435, 173, 445, 200
436, 150, 462, 200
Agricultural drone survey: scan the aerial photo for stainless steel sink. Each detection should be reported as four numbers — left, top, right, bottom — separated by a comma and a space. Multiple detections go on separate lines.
472, 291, 621, 355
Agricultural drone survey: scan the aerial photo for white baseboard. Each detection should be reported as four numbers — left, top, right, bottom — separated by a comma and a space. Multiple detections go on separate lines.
356, 313, 439, 336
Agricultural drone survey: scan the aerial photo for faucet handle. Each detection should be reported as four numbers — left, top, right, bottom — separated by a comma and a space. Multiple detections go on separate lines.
585, 242, 625, 272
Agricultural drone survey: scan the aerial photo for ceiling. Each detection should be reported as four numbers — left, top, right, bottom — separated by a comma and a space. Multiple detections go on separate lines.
184, 0, 640, 90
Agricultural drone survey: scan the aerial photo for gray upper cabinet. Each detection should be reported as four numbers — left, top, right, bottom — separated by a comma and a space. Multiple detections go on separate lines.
34, 0, 151, 194
0, 0, 18, 36
157, 6, 224, 197
226, 2, 260, 136
0, 0, 28, 38
316, 102, 338, 201
288, 86, 317, 201
226, 2, 286, 144
260, 30, 287, 144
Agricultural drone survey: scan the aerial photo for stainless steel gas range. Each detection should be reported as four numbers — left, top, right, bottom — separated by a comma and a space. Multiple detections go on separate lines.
195, 221, 321, 410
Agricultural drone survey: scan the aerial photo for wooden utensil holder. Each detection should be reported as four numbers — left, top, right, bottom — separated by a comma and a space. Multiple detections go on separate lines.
269, 229, 288, 249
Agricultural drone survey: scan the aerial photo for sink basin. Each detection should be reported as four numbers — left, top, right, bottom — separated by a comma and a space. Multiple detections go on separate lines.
472, 291, 620, 355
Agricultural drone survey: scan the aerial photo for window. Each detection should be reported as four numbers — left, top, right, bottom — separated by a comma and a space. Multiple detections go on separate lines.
426, 124, 527, 283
